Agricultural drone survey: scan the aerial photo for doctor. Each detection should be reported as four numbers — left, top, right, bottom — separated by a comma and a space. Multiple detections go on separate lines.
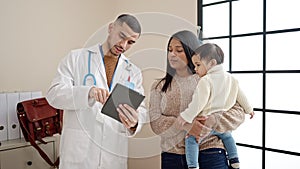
46, 14, 147, 169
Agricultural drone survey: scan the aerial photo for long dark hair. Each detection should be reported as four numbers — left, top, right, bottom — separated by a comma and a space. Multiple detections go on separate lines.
157, 30, 201, 92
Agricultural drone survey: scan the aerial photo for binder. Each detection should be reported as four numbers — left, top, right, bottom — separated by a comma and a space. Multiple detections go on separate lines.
20, 92, 32, 101
31, 91, 42, 99
19, 92, 32, 138
0, 93, 8, 142
7, 92, 20, 140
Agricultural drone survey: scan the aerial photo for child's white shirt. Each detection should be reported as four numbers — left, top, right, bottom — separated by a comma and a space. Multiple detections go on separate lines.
180, 65, 253, 123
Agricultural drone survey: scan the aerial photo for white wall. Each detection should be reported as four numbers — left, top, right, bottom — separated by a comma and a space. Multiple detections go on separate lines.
0, 1, 197, 169
0, 0, 114, 93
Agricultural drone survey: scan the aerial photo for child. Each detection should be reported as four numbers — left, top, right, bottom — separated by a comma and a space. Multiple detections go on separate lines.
177, 43, 255, 169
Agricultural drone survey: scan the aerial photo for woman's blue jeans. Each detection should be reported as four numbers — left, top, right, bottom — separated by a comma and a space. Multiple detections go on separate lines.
162, 148, 229, 169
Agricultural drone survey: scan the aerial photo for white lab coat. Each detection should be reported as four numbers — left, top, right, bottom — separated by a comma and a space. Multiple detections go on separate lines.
46, 44, 147, 169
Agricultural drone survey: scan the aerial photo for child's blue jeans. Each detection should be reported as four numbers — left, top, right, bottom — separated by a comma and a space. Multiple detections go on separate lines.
185, 131, 238, 168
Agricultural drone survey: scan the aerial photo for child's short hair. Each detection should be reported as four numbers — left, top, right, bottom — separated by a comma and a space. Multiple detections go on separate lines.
194, 43, 224, 64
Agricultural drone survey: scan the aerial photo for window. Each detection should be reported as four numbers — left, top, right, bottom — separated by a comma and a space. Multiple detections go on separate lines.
198, 0, 300, 168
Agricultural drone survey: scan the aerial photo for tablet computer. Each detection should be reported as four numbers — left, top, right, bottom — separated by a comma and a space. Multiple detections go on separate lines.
101, 83, 145, 123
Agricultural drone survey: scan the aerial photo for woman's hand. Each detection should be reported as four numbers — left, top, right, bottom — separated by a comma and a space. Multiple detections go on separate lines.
177, 115, 188, 126
188, 115, 217, 142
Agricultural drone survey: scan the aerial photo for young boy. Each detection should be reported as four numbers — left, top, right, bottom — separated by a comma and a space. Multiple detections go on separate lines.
177, 43, 255, 169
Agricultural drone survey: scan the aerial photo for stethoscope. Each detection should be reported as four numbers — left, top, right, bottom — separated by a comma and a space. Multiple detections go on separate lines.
83, 50, 97, 86
83, 45, 132, 88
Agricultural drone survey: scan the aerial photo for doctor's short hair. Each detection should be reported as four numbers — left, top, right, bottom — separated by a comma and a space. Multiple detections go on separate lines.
194, 43, 224, 65
115, 14, 142, 35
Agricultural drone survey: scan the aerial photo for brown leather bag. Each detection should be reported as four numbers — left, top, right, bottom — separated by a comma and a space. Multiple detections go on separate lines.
17, 97, 63, 168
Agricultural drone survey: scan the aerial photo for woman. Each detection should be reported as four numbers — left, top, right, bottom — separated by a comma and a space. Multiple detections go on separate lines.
149, 30, 245, 169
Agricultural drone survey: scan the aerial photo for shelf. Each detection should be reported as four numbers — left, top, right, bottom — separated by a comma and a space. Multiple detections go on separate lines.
0, 134, 59, 151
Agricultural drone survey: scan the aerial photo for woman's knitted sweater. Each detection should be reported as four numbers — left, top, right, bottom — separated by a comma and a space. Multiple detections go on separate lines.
149, 74, 245, 154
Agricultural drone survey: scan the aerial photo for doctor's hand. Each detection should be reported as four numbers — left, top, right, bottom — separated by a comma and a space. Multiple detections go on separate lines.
117, 104, 138, 132
88, 87, 109, 104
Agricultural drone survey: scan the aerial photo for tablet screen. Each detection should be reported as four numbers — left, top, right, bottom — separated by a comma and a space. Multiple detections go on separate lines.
101, 83, 145, 123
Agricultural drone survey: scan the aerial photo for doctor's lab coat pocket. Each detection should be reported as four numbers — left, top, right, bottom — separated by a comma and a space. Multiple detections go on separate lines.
61, 128, 90, 163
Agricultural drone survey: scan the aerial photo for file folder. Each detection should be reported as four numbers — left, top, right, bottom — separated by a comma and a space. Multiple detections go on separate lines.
7, 92, 20, 140
0, 93, 8, 142
20, 92, 32, 102
19, 92, 32, 138
31, 91, 42, 99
